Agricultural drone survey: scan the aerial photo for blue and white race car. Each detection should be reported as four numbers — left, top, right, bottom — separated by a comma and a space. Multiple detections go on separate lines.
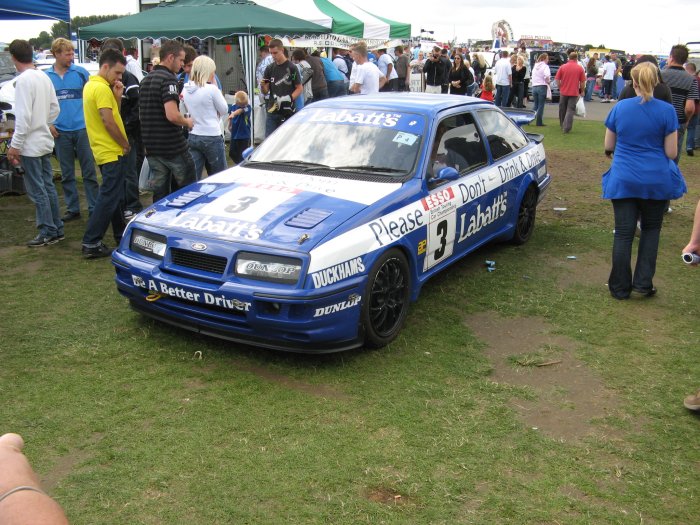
113, 94, 551, 352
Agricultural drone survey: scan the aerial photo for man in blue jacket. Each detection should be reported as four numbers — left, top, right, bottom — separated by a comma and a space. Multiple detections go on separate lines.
45, 38, 99, 222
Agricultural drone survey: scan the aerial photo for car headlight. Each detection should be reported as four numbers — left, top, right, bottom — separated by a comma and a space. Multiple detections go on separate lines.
235, 251, 302, 284
130, 229, 167, 260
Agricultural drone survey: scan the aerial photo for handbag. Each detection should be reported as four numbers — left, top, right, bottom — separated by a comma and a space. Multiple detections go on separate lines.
546, 85, 552, 100
575, 97, 586, 118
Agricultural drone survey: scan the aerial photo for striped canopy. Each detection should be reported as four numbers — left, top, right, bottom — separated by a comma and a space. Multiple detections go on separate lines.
256, 0, 410, 40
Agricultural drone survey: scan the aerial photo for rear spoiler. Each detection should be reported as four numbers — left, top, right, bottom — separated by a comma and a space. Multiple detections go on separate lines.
501, 108, 536, 127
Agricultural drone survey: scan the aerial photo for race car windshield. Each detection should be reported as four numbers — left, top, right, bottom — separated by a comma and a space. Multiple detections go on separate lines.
249, 109, 425, 178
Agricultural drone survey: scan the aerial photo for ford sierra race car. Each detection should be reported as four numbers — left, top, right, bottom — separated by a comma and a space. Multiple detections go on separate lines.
112, 93, 551, 352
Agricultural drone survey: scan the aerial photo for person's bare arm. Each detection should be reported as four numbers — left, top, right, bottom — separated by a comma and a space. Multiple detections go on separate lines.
604, 128, 616, 157
683, 198, 700, 260
164, 100, 193, 129
664, 130, 678, 160
99, 108, 130, 155
0, 434, 69, 525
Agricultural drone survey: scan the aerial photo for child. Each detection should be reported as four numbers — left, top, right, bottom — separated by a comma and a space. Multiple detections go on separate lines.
479, 75, 494, 102
228, 91, 251, 164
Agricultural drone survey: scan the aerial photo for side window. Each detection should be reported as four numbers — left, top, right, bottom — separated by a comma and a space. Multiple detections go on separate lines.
429, 113, 488, 179
477, 109, 529, 161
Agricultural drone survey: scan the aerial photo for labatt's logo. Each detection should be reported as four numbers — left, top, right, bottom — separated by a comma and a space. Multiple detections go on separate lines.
311, 257, 365, 288
168, 214, 262, 240
458, 192, 507, 241
309, 109, 401, 127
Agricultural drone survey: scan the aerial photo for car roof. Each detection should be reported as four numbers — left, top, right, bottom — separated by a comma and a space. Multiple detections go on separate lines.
310, 93, 495, 119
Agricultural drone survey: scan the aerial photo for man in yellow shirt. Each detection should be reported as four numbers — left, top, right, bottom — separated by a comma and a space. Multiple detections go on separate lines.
82, 49, 130, 259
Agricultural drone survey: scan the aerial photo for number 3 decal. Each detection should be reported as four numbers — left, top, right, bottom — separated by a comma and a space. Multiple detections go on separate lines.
424, 211, 456, 271
225, 196, 258, 213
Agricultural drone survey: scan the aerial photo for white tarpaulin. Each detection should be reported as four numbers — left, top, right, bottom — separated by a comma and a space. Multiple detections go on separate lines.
257, 0, 411, 40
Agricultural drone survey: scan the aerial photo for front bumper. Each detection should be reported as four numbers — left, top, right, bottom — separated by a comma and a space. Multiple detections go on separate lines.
112, 250, 366, 353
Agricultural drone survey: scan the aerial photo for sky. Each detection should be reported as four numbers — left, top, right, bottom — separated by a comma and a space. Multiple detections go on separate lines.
0, 0, 698, 55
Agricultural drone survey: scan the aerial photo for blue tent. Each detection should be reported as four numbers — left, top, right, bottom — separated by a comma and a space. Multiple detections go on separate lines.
0, 0, 70, 22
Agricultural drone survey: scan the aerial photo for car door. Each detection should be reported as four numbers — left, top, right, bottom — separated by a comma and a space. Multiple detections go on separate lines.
423, 111, 490, 272
470, 107, 531, 242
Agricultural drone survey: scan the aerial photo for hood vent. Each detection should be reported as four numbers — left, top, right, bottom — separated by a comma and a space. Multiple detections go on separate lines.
167, 190, 207, 208
285, 208, 332, 229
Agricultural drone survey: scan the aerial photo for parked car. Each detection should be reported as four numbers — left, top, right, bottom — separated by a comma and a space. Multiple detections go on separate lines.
0, 52, 16, 84
112, 94, 552, 352
0, 61, 99, 121
528, 50, 568, 101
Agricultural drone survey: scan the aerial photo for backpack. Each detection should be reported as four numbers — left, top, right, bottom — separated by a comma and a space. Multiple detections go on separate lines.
342, 54, 353, 79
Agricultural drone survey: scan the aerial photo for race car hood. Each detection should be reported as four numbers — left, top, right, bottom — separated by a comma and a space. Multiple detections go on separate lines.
132, 166, 402, 250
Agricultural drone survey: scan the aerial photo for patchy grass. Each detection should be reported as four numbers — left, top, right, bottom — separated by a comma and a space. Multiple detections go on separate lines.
1, 125, 699, 524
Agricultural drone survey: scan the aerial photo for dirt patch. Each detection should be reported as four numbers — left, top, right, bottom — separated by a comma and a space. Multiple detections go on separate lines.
364, 486, 408, 505
4, 259, 42, 277
237, 363, 352, 401
465, 312, 620, 442
42, 432, 105, 491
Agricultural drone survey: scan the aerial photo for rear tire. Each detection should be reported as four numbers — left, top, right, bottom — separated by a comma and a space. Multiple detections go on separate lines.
362, 249, 410, 349
511, 185, 537, 245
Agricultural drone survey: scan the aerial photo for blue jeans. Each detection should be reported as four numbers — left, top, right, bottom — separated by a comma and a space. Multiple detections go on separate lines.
675, 126, 686, 164
20, 154, 64, 238
266, 112, 285, 137
494, 85, 511, 107
532, 85, 547, 125
686, 114, 698, 152
188, 134, 227, 180
54, 128, 99, 214
584, 78, 595, 101
123, 130, 143, 214
609, 198, 667, 298
148, 152, 196, 203
83, 155, 127, 247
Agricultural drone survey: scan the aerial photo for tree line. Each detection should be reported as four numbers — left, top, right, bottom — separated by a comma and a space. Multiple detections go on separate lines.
28, 15, 124, 50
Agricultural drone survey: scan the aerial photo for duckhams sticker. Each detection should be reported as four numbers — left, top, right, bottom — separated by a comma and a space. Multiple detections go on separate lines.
310, 257, 365, 288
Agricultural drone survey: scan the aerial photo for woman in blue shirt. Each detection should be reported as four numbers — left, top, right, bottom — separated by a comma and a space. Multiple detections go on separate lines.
603, 62, 687, 299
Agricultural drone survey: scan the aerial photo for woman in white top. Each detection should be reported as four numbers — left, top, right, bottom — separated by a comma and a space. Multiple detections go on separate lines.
182, 56, 229, 180
530, 53, 551, 126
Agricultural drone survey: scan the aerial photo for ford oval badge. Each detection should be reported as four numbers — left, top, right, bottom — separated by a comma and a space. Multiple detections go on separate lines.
191, 242, 207, 251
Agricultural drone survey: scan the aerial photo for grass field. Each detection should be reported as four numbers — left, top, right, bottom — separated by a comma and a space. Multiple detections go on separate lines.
1, 117, 699, 524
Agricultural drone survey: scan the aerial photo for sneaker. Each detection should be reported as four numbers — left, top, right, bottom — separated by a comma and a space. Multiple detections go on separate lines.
62, 210, 81, 221
82, 242, 113, 259
684, 390, 700, 411
56, 233, 65, 241
27, 234, 59, 247
667, 206, 673, 213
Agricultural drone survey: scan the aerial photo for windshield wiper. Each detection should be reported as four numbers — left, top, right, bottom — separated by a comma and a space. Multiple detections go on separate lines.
252, 159, 331, 169
332, 165, 406, 174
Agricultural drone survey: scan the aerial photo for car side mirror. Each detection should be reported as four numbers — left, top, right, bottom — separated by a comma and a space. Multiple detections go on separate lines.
242, 146, 254, 160
433, 166, 459, 183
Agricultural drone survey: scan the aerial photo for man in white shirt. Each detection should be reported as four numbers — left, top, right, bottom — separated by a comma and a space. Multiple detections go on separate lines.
6, 39, 63, 247
349, 41, 386, 95
332, 48, 350, 92
601, 57, 617, 102
125, 47, 144, 82
494, 50, 512, 107
376, 48, 398, 91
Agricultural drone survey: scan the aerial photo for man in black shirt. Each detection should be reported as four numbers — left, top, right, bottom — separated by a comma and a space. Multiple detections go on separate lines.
100, 38, 143, 220
139, 40, 195, 202
260, 39, 302, 137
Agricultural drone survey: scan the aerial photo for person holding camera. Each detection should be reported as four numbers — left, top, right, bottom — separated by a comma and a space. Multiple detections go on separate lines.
261, 39, 302, 137
424, 47, 445, 94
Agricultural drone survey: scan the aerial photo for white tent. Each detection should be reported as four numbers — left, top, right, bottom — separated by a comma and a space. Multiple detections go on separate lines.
256, 0, 411, 41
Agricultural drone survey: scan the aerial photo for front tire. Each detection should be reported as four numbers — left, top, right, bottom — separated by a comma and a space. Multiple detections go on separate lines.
512, 185, 537, 245
362, 249, 410, 349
